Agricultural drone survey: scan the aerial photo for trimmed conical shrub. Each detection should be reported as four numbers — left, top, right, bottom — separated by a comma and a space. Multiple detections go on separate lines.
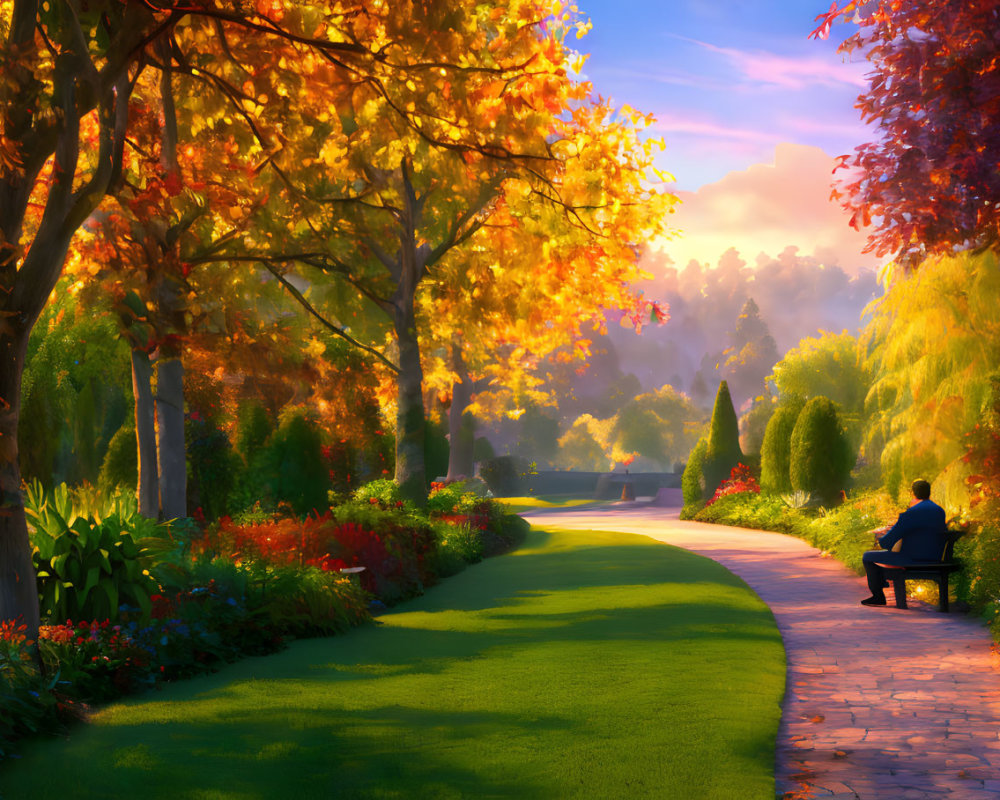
789, 396, 854, 505
759, 400, 804, 494
703, 381, 743, 497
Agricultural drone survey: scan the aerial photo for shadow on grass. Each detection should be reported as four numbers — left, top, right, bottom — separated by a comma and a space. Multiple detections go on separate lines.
46, 705, 565, 800
0, 528, 784, 800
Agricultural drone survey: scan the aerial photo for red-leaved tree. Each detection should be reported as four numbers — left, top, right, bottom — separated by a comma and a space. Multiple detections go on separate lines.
812, 1, 1000, 264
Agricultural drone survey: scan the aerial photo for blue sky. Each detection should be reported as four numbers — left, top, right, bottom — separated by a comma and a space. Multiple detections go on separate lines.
575, 0, 872, 190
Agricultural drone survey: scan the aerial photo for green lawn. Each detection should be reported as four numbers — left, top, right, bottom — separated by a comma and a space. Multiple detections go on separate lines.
0, 528, 785, 800
497, 496, 601, 513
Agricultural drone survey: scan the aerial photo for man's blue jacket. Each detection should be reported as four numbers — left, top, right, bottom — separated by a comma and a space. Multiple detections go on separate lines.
877, 499, 948, 562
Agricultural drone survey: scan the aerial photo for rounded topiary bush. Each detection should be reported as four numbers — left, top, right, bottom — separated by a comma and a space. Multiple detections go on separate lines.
478, 455, 528, 496
759, 401, 803, 494
681, 436, 708, 511
99, 422, 138, 491
789, 396, 854, 505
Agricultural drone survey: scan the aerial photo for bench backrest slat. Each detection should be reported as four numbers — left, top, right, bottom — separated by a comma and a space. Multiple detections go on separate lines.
942, 528, 965, 562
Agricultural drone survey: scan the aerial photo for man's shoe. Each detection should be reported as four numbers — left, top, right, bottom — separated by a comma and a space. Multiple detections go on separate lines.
861, 596, 887, 606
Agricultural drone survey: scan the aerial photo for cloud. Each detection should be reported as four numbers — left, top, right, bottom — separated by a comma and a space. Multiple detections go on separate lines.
653, 113, 778, 144
650, 142, 883, 276
596, 66, 734, 93
780, 114, 872, 142
676, 36, 868, 89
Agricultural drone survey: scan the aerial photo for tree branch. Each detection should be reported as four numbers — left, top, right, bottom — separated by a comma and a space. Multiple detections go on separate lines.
257, 260, 399, 373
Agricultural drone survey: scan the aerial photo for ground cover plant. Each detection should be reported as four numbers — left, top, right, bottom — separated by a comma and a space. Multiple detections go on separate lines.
0, 528, 785, 800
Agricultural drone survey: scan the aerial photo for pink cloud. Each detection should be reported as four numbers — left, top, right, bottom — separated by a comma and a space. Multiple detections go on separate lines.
652, 113, 778, 144
650, 142, 883, 275
679, 36, 868, 89
780, 114, 872, 142
599, 66, 732, 92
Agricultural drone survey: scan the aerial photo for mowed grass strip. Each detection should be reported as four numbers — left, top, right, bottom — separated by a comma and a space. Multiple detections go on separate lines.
0, 528, 785, 800
498, 496, 599, 513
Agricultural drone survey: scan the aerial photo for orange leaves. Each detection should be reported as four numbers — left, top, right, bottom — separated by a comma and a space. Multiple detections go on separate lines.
809, 1, 849, 41
254, 0, 285, 22
847, 207, 869, 232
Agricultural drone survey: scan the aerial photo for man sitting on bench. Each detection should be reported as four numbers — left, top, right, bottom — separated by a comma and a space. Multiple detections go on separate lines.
860, 479, 948, 607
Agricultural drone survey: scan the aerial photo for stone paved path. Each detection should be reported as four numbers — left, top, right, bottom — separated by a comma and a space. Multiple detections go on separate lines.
520, 504, 1000, 800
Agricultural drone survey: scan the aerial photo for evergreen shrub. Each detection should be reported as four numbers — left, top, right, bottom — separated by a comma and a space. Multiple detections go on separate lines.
98, 422, 138, 491
789, 397, 854, 505
681, 436, 708, 515
187, 415, 236, 521
262, 408, 330, 515
703, 381, 743, 498
479, 455, 528, 496
759, 401, 803, 493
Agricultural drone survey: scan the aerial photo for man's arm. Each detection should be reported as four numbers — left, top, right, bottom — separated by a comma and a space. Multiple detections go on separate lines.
878, 513, 909, 550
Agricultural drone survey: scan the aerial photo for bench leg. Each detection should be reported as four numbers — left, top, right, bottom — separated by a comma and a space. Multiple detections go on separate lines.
891, 575, 907, 609
938, 573, 949, 612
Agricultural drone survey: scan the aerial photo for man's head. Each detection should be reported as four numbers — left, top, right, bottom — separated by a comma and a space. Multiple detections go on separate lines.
911, 479, 931, 500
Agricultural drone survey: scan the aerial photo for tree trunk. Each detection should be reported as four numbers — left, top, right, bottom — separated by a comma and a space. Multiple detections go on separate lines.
131, 348, 159, 517
446, 342, 476, 481
0, 325, 41, 641
394, 305, 427, 506
156, 357, 186, 519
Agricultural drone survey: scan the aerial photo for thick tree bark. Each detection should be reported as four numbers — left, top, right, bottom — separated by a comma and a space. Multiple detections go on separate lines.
0, 325, 41, 641
155, 357, 186, 520
394, 305, 427, 506
388, 161, 432, 506
131, 348, 160, 517
446, 342, 476, 481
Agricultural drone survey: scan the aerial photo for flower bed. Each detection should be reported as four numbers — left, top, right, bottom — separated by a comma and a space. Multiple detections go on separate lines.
1, 480, 528, 761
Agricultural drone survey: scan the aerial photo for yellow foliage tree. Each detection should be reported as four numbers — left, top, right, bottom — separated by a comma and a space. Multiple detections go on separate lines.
861, 251, 1000, 503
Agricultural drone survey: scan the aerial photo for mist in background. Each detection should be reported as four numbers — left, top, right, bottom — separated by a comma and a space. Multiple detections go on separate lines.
613, 245, 880, 411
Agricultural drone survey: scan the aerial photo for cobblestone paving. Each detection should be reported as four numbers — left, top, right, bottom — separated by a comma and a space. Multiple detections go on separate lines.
521, 504, 1000, 800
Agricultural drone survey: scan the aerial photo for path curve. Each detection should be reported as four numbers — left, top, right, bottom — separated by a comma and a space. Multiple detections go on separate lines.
521, 504, 1000, 800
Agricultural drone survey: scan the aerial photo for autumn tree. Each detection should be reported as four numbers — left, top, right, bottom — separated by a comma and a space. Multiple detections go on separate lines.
423, 100, 673, 480
1, 0, 559, 634
812, 1, 1000, 262
229, 4, 672, 502
0, 1, 158, 640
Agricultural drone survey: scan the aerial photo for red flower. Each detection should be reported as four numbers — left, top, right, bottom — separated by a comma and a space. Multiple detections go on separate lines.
706, 463, 761, 507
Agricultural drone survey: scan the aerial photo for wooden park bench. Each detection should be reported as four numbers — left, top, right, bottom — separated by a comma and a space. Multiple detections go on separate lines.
874, 529, 965, 611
